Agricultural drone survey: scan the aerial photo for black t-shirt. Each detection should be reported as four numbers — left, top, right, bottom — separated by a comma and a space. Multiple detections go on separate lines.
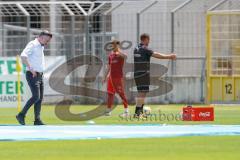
134, 43, 154, 76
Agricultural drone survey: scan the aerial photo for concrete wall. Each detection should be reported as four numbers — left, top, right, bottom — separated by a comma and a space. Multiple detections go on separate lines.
150, 77, 205, 104
109, 0, 224, 103
42, 76, 205, 105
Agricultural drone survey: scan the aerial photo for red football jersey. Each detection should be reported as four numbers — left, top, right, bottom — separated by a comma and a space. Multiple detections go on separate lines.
108, 52, 125, 78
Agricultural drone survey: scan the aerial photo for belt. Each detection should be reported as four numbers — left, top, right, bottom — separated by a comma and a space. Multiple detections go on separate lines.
27, 71, 43, 76
36, 72, 43, 76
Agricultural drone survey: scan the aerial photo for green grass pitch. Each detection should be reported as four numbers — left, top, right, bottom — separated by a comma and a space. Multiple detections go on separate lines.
0, 104, 240, 160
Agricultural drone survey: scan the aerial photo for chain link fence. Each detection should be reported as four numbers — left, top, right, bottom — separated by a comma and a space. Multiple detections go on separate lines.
0, 0, 239, 104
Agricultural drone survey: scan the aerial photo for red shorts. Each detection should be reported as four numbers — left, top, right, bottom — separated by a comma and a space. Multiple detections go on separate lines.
107, 77, 128, 108
107, 77, 125, 94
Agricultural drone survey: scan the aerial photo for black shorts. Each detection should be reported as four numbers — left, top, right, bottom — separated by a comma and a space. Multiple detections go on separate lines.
134, 72, 150, 92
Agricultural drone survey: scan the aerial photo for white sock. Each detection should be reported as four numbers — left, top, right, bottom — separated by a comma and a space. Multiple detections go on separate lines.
124, 108, 129, 113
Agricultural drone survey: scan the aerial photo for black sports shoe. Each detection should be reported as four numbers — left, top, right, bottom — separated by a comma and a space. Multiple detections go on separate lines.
34, 119, 45, 125
16, 113, 25, 125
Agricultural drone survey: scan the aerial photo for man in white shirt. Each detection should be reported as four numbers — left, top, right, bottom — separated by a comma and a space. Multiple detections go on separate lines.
16, 30, 52, 125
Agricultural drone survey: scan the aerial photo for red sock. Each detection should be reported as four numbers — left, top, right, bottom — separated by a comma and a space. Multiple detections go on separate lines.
107, 93, 114, 109
118, 92, 128, 109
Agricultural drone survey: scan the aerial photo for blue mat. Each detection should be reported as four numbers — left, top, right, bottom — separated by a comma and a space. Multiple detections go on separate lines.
0, 125, 240, 141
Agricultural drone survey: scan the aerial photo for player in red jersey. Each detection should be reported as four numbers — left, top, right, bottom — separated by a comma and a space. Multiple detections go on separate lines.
102, 40, 129, 117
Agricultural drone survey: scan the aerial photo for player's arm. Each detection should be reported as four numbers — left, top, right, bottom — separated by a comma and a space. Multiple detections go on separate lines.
21, 57, 31, 69
118, 50, 127, 59
102, 64, 110, 84
152, 52, 176, 60
21, 57, 37, 77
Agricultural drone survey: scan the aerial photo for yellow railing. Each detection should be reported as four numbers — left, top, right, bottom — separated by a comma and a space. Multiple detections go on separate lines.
16, 55, 22, 112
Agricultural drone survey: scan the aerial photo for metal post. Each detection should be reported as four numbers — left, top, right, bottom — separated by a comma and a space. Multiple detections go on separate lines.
26, 16, 31, 42
3, 24, 6, 57
16, 3, 31, 42
136, 13, 140, 44
171, 0, 192, 54
104, 2, 124, 15
171, 12, 174, 53
50, 0, 57, 56
102, 14, 107, 63
103, 1, 124, 54
208, 0, 229, 11
170, 11, 175, 77
200, 58, 206, 103
71, 16, 75, 57
167, 0, 192, 103
68, 15, 76, 102
85, 16, 89, 55
137, 1, 158, 43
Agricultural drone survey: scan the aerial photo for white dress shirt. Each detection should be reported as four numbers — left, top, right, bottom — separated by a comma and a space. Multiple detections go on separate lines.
21, 38, 45, 72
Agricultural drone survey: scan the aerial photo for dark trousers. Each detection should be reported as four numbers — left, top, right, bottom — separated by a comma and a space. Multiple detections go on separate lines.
20, 71, 44, 120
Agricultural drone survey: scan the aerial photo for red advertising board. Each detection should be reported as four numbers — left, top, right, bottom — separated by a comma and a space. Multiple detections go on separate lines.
183, 106, 214, 121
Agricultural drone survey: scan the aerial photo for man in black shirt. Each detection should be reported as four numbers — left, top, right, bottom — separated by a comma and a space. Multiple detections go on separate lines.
134, 33, 176, 117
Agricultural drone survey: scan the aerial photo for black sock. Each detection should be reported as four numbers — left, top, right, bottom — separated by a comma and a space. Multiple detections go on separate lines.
140, 104, 144, 113
134, 106, 140, 114
135, 105, 144, 115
